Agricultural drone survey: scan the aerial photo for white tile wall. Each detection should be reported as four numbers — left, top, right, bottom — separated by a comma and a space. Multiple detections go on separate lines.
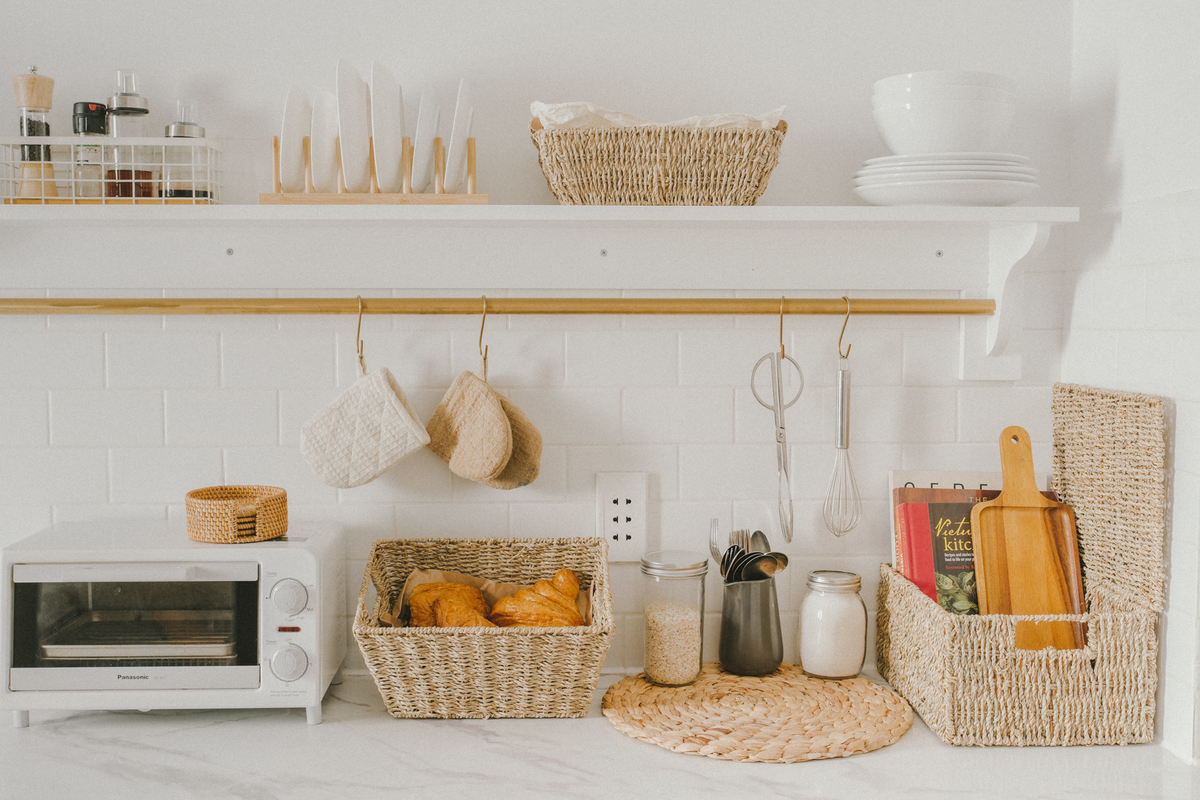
1, 290, 1075, 683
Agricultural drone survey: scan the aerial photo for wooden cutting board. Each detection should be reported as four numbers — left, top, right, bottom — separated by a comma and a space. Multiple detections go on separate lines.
971, 426, 1086, 650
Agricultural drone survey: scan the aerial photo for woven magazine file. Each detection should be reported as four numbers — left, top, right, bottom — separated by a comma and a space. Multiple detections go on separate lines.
530, 119, 786, 206
354, 537, 614, 719
877, 383, 1166, 746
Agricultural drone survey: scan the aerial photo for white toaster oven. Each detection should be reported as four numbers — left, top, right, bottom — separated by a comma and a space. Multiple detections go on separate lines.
1, 520, 345, 727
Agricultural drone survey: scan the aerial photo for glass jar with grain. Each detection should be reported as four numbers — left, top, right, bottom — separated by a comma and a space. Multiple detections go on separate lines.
640, 550, 707, 687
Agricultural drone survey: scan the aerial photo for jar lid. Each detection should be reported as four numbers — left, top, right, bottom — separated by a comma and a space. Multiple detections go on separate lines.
108, 94, 149, 114
806, 570, 861, 591
73, 103, 107, 135
641, 550, 708, 577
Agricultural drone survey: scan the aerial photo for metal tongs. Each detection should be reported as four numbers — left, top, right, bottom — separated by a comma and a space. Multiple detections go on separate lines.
751, 341, 803, 543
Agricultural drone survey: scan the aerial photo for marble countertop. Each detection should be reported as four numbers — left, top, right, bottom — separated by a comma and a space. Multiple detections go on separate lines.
3, 672, 1197, 800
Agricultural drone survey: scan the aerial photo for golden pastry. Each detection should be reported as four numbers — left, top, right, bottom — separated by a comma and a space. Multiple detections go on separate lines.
433, 597, 498, 628
408, 582, 490, 627
489, 568, 585, 628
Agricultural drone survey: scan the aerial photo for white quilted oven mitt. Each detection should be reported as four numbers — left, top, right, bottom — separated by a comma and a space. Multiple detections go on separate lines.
301, 367, 430, 489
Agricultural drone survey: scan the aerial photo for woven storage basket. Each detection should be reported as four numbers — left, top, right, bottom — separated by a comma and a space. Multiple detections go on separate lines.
353, 537, 614, 719
184, 485, 288, 543
877, 383, 1166, 746
530, 119, 786, 205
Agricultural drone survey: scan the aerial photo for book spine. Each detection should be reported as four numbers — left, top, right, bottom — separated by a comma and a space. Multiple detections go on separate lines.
894, 504, 905, 575
899, 502, 937, 602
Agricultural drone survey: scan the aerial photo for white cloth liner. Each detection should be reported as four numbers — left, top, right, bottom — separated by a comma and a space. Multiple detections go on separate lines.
531, 101, 785, 131
300, 367, 430, 489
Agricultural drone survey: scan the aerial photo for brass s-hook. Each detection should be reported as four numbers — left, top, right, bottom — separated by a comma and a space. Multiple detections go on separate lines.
478, 295, 489, 381
838, 296, 852, 359
779, 296, 786, 359
356, 295, 367, 374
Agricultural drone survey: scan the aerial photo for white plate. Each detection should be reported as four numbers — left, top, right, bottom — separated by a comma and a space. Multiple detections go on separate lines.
855, 179, 1038, 206
336, 59, 371, 193
855, 170, 1038, 185
410, 89, 440, 193
865, 151, 1031, 166
443, 79, 473, 194
310, 90, 339, 193
279, 87, 312, 193
369, 62, 405, 194
857, 162, 1039, 177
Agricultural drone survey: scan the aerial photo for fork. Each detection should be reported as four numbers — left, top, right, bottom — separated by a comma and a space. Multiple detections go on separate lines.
730, 528, 752, 553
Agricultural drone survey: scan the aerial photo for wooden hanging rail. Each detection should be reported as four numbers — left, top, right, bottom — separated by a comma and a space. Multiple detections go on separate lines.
0, 297, 993, 316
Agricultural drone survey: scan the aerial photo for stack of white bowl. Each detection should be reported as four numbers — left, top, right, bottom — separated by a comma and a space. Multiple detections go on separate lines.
856, 71, 1038, 206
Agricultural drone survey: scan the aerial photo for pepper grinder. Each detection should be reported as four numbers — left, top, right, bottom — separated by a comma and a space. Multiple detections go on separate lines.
12, 65, 57, 198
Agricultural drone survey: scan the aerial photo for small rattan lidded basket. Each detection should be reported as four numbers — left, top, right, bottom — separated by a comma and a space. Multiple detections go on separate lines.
354, 537, 615, 719
185, 485, 288, 544
530, 118, 786, 206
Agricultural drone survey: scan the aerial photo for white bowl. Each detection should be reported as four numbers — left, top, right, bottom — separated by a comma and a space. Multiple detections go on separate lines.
874, 83, 1016, 106
874, 70, 1017, 96
857, 162, 1038, 177
872, 99, 1016, 155
864, 151, 1031, 166
855, 178, 1036, 206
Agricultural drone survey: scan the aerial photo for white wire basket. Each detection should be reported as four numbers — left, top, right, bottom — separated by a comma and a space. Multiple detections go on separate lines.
0, 136, 221, 204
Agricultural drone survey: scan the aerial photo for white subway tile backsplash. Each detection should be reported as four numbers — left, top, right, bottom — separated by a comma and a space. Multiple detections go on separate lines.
679, 444, 779, 502
565, 445, 679, 502
658, 501, 732, 555
278, 389, 342, 446
50, 390, 164, 447
504, 387, 621, 445
288, 503, 397, 562
622, 386, 733, 444
1092, 267, 1147, 331
735, 384, 822, 445
566, 330, 677, 386
224, 446, 338, 504
0, 448, 108, 504
395, 502, 509, 539
3, 332, 104, 388
335, 330, 453, 391
221, 331, 336, 388
0, 505, 52, 548
0, 389, 48, 446
957, 386, 1053, 444
451, 446, 567, 504
452, 330, 564, 387
165, 390, 278, 447
110, 448, 223, 504
1171, 470, 1200, 548
108, 331, 219, 388
52, 504, 168, 523
679, 329, 786, 387
1023, 271, 1067, 331
851, 386, 957, 444
903, 330, 960, 386
508, 502, 594, 539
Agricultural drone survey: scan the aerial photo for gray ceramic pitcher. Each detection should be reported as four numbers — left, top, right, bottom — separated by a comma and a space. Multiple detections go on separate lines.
718, 576, 783, 676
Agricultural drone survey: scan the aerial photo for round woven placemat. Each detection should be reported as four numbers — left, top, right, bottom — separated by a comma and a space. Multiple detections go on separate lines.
601, 662, 912, 763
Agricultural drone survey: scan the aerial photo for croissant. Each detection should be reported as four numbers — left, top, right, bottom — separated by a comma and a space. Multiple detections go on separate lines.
408, 582, 491, 627
489, 569, 584, 627
433, 597, 498, 628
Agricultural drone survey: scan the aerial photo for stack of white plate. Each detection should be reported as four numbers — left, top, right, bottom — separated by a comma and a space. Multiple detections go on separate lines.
854, 152, 1038, 206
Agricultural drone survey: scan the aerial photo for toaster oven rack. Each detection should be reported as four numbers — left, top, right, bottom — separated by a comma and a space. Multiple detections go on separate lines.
39, 610, 237, 660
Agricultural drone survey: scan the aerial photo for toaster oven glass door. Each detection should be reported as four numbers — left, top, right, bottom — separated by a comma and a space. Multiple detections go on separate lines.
9, 562, 260, 691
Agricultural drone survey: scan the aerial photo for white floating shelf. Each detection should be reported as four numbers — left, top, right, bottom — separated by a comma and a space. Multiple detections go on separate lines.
0, 204, 1078, 381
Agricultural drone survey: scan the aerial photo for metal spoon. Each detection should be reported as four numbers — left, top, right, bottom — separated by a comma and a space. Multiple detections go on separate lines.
767, 551, 788, 571
727, 550, 758, 583
751, 530, 770, 553
741, 553, 781, 581
720, 544, 743, 579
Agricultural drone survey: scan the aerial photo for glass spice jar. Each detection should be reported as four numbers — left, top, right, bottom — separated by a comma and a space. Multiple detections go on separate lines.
797, 570, 867, 680
640, 550, 707, 687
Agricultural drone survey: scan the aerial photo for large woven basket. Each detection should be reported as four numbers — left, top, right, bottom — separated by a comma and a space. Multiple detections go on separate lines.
184, 485, 288, 544
353, 537, 615, 719
877, 383, 1166, 746
530, 118, 786, 205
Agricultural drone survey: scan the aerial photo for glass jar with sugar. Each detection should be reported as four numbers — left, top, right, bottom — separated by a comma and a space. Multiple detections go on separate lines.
798, 570, 867, 680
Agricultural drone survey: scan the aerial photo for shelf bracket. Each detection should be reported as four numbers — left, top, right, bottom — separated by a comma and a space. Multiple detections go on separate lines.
959, 221, 1053, 381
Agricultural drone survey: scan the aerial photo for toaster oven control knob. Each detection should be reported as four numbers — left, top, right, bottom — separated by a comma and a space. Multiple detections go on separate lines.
270, 645, 308, 682
271, 579, 309, 616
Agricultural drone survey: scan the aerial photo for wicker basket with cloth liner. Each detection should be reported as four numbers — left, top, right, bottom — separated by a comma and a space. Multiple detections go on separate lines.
353, 537, 614, 719
185, 485, 288, 544
530, 118, 786, 206
877, 383, 1166, 746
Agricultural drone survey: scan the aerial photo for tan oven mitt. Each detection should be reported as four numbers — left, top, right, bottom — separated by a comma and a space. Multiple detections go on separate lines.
300, 367, 430, 488
482, 394, 542, 490
426, 370, 513, 482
